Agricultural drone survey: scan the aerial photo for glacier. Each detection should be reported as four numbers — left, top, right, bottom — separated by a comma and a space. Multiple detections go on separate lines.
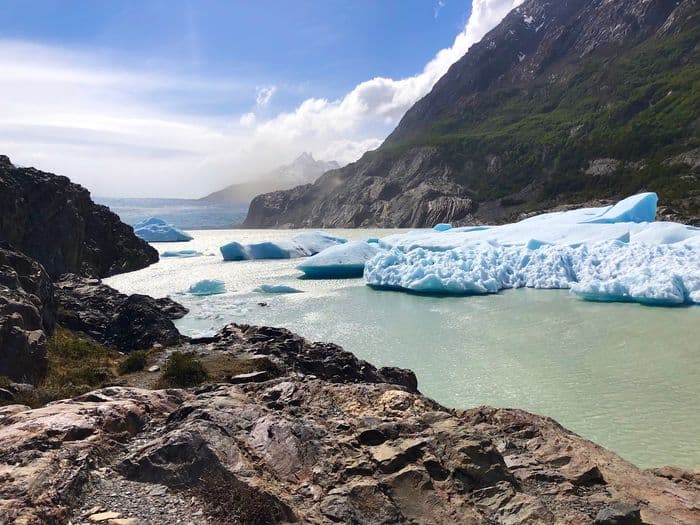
133, 217, 193, 242
363, 193, 700, 306
220, 231, 346, 261
188, 279, 226, 296
255, 283, 303, 293
297, 241, 380, 278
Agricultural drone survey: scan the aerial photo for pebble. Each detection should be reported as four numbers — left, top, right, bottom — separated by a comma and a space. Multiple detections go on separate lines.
89, 511, 121, 522
147, 365, 160, 373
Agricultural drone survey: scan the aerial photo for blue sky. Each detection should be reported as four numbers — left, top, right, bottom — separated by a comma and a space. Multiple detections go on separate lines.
0, 0, 522, 197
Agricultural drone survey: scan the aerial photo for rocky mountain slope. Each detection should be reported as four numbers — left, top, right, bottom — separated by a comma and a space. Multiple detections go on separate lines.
244, 0, 700, 228
1, 324, 699, 524
202, 153, 339, 207
0, 155, 158, 277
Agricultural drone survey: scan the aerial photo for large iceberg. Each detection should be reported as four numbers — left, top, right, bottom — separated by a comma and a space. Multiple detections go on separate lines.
297, 241, 379, 278
134, 217, 193, 242
220, 231, 346, 261
365, 193, 700, 306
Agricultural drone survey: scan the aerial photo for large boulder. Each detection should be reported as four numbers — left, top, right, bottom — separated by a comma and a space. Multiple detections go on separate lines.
0, 155, 158, 278
0, 243, 55, 383
55, 274, 186, 351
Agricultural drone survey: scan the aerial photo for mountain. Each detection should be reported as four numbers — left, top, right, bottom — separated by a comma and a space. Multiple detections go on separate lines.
201, 152, 339, 206
244, 0, 700, 228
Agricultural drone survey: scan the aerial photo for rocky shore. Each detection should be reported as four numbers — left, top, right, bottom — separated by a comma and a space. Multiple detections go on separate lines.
1, 311, 700, 524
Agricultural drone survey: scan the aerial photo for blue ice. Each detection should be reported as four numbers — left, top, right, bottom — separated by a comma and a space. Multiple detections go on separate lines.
134, 217, 193, 242
188, 279, 226, 296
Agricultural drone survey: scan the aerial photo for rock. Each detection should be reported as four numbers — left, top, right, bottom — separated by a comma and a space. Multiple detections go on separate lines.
228, 370, 270, 384
89, 511, 121, 522
153, 298, 189, 320
147, 365, 160, 373
55, 274, 185, 351
594, 503, 644, 524
0, 156, 157, 278
108, 519, 140, 525
0, 243, 55, 383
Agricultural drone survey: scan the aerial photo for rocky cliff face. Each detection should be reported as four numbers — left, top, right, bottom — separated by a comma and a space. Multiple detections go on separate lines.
1, 325, 698, 524
244, 0, 700, 228
0, 243, 54, 383
0, 155, 158, 278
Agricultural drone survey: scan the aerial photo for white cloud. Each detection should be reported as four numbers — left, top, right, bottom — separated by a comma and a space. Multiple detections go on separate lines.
255, 85, 276, 107
0, 0, 522, 198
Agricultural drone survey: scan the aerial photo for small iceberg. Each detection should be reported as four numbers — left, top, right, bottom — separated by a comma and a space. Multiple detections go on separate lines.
188, 279, 226, 296
161, 249, 202, 258
297, 241, 379, 278
254, 283, 303, 294
134, 217, 193, 242
433, 223, 452, 232
220, 231, 346, 261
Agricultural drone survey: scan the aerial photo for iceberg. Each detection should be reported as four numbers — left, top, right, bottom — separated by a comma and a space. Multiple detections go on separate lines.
254, 283, 303, 293
433, 223, 452, 232
134, 217, 193, 242
161, 249, 202, 258
188, 279, 226, 296
297, 241, 380, 278
220, 231, 346, 261
365, 193, 700, 306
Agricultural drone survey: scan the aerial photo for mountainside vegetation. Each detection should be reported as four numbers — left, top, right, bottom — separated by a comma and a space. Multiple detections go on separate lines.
244, 0, 700, 228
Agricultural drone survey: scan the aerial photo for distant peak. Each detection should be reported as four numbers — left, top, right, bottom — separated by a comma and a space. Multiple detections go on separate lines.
0, 155, 13, 167
295, 152, 315, 162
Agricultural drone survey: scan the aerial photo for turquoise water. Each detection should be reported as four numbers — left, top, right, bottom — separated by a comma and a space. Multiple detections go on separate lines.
105, 229, 700, 469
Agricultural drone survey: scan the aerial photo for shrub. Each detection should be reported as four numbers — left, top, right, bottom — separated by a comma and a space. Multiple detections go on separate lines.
160, 352, 208, 387
119, 350, 149, 374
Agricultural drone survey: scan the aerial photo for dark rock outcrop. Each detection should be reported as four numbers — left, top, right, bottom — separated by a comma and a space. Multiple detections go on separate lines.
244, 0, 700, 228
192, 323, 418, 391
0, 155, 158, 278
55, 274, 186, 351
0, 242, 54, 383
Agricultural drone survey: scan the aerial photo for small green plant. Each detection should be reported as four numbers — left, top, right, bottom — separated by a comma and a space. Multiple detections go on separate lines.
119, 350, 149, 374
160, 352, 208, 387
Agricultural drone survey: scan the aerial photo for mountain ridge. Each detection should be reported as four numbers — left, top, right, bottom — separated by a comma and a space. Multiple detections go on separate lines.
201, 152, 339, 206
244, 0, 699, 228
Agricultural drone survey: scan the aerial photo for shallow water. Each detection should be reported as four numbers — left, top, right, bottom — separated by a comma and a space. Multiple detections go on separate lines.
105, 229, 700, 469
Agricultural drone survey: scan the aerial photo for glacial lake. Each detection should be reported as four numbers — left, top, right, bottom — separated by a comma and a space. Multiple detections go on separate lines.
105, 229, 700, 469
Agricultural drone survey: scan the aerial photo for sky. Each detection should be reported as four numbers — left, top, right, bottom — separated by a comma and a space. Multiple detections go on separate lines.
0, 0, 523, 198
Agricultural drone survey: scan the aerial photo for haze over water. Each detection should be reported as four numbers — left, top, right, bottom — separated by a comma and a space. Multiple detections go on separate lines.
106, 229, 700, 469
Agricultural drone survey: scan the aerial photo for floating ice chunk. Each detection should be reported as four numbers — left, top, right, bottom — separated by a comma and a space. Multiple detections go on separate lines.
297, 241, 379, 278
188, 279, 226, 296
365, 240, 700, 306
161, 249, 202, 258
254, 283, 303, 293
134, 217, 193, 242
220, 231, 346, 261
584, 192, 657, 224
433, 223, 452, 232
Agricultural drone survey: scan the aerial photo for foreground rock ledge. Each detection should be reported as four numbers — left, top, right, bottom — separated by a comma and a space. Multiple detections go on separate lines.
0, 329, 698, 524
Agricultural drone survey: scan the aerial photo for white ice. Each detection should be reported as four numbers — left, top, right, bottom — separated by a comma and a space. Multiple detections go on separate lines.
297, 241, 380, 278
254, 283, 303, 293
161, 249, 202, 258
134, 217, 193, 243
188, 279, 226, 296
220, 231, 346, 261
364, 193, 700, 306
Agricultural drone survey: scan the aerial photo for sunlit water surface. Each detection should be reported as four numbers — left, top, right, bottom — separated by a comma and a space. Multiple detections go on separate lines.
105, 229, 700, 469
